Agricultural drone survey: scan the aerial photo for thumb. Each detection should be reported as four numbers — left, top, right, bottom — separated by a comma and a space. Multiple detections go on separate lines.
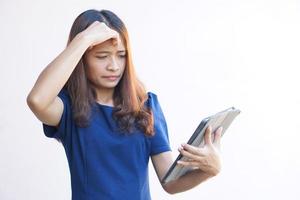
204, 125, 213, 146
213, 126, 223, 148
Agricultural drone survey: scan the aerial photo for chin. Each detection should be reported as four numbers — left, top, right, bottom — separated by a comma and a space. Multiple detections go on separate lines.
99, 83, 119, 89
93, 79, 120, 89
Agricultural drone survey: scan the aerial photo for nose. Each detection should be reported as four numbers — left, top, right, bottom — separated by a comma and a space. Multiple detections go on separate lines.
107, 56, 120, 71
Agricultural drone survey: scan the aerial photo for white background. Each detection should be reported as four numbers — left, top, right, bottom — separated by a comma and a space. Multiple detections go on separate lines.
1, 0, 299, 199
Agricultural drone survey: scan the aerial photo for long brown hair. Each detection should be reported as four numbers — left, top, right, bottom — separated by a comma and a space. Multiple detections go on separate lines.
64, 9, 154, 136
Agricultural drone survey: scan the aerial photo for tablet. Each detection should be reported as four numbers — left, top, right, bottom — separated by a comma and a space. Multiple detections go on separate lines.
162, 107, 241, 184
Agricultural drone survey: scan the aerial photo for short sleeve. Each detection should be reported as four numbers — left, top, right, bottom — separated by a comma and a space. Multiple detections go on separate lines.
42, 88, 72, 143
147, 92, 172, 156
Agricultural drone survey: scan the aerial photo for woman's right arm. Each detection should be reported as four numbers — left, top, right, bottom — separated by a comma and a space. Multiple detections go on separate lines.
26, 21, 120, 126
26, 33, 91, 126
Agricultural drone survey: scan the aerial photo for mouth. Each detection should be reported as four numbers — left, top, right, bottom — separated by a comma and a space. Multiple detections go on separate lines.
102, 75, 120, 81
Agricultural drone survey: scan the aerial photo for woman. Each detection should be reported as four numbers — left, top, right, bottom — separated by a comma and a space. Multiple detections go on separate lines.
27, 9, 223, 200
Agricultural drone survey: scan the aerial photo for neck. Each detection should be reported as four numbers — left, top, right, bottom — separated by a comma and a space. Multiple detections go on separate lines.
94, 87, 115, 105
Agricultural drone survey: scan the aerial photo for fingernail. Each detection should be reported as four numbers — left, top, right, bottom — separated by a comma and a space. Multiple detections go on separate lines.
207, 126, 212, 131
219, 127, 223, 133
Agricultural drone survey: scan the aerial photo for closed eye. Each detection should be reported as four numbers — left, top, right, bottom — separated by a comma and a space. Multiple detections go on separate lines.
96, 55, 107, 59
96, 54, 126, 59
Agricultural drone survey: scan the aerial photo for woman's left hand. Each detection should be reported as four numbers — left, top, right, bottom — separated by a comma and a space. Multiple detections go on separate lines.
177, 125, 223, 177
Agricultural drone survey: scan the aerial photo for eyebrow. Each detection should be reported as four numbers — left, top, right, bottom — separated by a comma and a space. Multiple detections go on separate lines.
95, 50, 126, 54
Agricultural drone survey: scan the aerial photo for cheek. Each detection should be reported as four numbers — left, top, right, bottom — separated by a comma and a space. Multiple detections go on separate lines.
87, 69, 105, 82
119, 59, 126, 70
86, 60, 107, 75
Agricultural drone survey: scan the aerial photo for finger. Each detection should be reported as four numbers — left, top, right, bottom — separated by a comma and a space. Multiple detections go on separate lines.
112, 34, 121, 46
117, 34, 122, 44
94, 20, 101, 25
177, 160, 200, 168
213, 126, 223, 147
87, 21, 102, 32
89, 21, 100, 29
178, 146, 202, 161
111, 38, 117, 46
111, 34, 118, 46
181, 143, 205, 157
109, 30, 119, 45
204, 125, 213, 146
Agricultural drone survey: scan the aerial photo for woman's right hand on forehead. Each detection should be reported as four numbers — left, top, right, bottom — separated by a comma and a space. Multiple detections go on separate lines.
80, 21, 121, 49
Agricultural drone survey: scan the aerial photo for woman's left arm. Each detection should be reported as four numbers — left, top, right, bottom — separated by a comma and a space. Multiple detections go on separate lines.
151, 126, 223, 194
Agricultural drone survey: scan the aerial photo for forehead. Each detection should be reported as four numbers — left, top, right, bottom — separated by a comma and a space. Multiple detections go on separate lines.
91, 38, 126, 53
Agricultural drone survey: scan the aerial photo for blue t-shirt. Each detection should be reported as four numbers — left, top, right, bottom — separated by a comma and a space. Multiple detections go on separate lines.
42, 89, 171, 200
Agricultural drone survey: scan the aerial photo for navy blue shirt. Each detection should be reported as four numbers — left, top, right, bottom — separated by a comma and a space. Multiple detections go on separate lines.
42, 89, 171, 200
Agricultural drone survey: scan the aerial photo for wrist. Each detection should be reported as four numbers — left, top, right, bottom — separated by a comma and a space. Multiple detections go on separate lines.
73, 32, 92, 49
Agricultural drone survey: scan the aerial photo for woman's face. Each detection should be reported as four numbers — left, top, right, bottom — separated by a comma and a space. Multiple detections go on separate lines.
84, 38, 126, 90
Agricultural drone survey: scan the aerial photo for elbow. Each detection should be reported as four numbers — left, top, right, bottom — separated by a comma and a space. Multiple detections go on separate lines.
27, 94, 36, 109
26, 94, 44, 112
165, 190, 177, 195
27, 94, 35, 110
162, 183, 177, 195
163, 188, 175, 195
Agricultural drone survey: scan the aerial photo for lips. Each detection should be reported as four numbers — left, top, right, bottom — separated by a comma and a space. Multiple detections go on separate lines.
102, 76, 120, 78
102, 75, 120, 81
